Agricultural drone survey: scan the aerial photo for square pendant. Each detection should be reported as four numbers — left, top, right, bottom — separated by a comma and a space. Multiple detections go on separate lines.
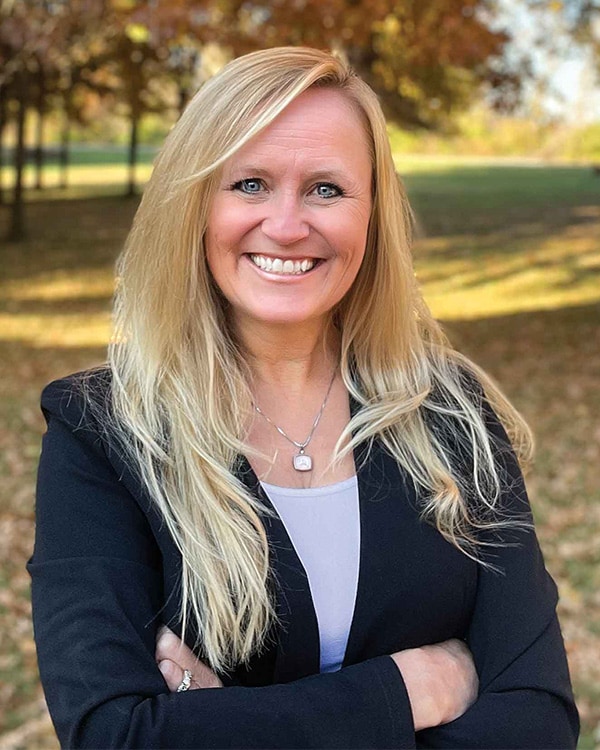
293, 454, 312, 471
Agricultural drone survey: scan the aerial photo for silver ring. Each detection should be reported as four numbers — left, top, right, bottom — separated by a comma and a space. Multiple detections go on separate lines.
176, 669, 193, 692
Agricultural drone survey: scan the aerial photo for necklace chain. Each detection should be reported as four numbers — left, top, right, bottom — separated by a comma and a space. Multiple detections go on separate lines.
253, 368, 337, 456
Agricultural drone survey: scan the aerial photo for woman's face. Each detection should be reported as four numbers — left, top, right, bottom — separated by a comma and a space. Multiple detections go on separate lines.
205, 87, 373, 333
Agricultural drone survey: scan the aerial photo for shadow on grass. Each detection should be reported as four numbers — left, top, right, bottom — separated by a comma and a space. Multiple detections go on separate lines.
3, 296, 112, 316
0, 340, 107, 391
441, 302, 600, 409
444, 300, 600, 349
404, 164, 600, 237
417, 228, 600, 292
1, 301, 596, 398
0, 194, 139, 284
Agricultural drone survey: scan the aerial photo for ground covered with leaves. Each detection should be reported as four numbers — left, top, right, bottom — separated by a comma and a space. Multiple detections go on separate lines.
0, 159, 598, 748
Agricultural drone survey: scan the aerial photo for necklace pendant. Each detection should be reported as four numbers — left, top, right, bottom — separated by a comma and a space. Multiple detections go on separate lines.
293, 453, 313, 472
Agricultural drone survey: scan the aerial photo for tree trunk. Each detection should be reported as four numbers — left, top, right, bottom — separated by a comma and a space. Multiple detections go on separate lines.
8, 71, 27, 242
178, 84, 189, 116
0, 84, 6, 206
59, 104, 70, 190
127, 113, 138, 197
35, 64, 46, 190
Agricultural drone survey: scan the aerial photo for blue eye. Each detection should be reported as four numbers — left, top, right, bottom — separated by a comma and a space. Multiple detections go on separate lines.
233, 178, 264, 194
314, 183, 343, 199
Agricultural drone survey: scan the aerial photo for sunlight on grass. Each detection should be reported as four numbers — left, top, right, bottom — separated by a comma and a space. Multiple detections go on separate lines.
395, 153, 550, 172
3, 269, 114, 302
1, 164, 154, 190
1, 270, 114, 348
417, 224, 600, 320
0, 312, 111, 348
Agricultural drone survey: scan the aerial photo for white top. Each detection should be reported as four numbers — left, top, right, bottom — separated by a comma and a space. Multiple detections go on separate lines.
260, 476, 360, 673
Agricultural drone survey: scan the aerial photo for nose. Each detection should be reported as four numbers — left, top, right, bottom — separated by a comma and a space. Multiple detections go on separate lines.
260, 193, 310, 246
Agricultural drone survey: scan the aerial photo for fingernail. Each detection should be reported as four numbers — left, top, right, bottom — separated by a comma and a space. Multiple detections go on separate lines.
158, 660, 170, 678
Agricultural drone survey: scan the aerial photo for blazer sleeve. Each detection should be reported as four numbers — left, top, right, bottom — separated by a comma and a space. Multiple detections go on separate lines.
29, 378, 415, 750
417, 400, 579, 749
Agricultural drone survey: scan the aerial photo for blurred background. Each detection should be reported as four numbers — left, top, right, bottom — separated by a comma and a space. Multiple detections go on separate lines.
0, 0, 598, 747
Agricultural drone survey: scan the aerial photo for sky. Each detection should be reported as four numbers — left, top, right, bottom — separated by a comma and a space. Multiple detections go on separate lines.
550, 56, 600, 121
497, 0, 600, 122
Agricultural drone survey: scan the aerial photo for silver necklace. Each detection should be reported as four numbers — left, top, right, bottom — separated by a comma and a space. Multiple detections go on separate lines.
253, 368, 337, 472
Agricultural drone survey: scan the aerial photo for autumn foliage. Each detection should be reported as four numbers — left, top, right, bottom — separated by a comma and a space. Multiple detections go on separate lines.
0, 0, 524, 239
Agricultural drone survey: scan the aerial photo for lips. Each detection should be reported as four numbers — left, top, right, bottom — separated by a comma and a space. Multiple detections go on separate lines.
248, 254, 318, 275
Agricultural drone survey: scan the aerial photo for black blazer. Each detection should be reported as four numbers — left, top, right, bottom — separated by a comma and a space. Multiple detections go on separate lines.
29, 372, 579, 749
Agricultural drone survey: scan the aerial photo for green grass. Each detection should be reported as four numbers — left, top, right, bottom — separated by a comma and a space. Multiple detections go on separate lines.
0, 144, 157, 195
4, 142, 158, 166
400, 162, 600, 322
401, 160, 600, 231
0, 156, 598, 747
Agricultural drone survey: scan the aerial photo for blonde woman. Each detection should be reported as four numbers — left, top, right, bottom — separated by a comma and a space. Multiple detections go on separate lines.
30, 48, 578, 748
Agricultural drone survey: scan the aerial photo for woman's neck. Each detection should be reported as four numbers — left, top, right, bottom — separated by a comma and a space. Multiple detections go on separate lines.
235, 318, 340, 392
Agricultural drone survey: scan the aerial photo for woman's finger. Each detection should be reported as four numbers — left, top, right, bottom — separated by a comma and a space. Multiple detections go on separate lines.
155, 625, 223, 689
155, 626, 196, 666
158, 658, 200, 692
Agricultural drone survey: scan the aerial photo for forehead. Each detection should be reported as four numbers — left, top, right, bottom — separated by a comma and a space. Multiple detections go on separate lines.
223, 88, 372, 175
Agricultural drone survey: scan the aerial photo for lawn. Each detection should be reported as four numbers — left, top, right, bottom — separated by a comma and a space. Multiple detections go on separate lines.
0, 156, 598, 748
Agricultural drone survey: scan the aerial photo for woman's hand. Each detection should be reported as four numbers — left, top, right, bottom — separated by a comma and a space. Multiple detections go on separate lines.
156, 626, 223, 691
155, 625, 476, 725
391, 638, 478, 732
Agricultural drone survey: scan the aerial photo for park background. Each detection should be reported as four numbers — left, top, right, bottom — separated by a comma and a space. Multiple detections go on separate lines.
0, 1, 599, 747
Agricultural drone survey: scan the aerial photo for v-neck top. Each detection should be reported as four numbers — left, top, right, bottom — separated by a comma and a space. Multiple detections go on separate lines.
261, 476, 360, 673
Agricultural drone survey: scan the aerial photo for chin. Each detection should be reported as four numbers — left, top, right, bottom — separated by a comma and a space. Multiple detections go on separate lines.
241, 306, 329, 329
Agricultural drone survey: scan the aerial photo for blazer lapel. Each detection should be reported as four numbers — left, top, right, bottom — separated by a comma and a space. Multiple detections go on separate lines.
342, 435, 401, 666
236, 456, 321, 683
234, 400, 415, 681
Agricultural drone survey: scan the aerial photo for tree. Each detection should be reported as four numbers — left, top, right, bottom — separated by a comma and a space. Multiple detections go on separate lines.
526, 0, 599, 51
95, 23, 170, 196
0, 0, 103, 239
0, 0, 113, 238
0, 0, 52, 240
0, 62, 8, 205
119, 0, 522, 130
105, 1, 218, 194
557, 0, 600, 70
201, 0, 521, 128
0, 0, 531, 240
51, 0, 110, 189
517, 0, 599, 121
126, 0, 210, 114
350, 0, 515, 126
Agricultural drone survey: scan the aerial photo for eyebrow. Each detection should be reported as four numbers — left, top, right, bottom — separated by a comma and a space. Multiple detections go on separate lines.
226, 166, 270, 179
226, 165, 355, 183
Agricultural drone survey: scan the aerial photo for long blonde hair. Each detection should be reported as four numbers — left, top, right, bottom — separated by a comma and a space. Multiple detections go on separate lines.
107, 47, 533, 673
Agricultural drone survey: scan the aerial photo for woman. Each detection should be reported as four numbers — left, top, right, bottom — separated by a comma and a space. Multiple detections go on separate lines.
29, 47, 578, 748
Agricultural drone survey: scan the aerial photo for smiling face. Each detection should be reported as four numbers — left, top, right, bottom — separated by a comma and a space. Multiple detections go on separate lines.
205, 87, 373, 336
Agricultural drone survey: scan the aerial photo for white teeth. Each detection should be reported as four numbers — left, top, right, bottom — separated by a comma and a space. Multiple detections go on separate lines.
249, 255, 316, 275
